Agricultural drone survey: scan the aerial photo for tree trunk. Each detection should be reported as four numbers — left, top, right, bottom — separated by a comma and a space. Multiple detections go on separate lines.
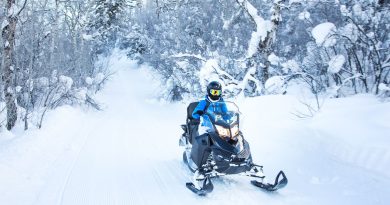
236, 0, 283, 84
259, 0, 282, 83
2, 0, 18, 130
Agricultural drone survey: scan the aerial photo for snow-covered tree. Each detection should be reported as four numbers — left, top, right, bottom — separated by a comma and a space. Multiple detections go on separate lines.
86, 0, 141, 55
1, 0, 113, 130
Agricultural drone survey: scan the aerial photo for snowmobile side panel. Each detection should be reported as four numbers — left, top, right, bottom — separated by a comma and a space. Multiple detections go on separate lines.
183, 150, 197, 173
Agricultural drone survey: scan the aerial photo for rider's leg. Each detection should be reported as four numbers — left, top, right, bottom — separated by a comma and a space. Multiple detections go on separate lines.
191, 133, 211, 168
189, 124, 198, 144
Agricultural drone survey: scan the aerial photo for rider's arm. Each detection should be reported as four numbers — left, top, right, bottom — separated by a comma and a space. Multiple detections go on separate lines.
192, 100, 207, 120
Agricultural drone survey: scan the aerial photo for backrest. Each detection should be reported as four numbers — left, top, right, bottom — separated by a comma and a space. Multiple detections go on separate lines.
187, 102, 199, 121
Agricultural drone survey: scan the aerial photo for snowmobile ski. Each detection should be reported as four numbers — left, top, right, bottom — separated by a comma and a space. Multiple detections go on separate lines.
186, 177, 214, 196
251, 170, 288, 191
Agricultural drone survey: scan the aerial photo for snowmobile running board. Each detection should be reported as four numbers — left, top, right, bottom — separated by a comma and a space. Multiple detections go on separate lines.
251, 170, 288, 191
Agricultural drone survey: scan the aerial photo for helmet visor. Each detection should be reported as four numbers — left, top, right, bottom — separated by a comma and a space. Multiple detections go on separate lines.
210, 89, 221, 96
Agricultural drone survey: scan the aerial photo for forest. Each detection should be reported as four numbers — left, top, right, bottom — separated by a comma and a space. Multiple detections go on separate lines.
1, 0, 389, 131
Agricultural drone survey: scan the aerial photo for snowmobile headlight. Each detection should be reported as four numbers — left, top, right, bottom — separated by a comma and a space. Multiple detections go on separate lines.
215, 125, 230, 138
231, 124, 239, 137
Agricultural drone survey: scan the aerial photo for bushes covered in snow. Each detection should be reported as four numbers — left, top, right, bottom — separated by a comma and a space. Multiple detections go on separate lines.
122, 0, 389, 102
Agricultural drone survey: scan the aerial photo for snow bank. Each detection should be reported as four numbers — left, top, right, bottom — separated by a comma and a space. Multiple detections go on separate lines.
0, 106, 93, 205
264, 75, 286, 94
310, 95, 390, 178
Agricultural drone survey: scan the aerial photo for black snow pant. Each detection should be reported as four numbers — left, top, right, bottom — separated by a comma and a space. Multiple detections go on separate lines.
191, 133, 211, 168
188, 121, 198, 144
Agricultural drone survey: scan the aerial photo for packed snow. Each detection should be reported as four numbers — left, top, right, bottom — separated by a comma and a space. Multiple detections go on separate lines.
1, 52, 390, 205
265, 75, 286, 94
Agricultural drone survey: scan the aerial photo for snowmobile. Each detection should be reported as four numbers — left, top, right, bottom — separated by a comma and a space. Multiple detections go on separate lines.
179, 101, 288, 195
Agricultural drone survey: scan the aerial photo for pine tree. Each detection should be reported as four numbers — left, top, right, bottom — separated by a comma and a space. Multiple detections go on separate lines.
86, 0, 139, 55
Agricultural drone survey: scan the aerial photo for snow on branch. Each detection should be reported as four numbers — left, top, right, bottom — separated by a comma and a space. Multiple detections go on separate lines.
221, 8, 243, 30
241, 67, 262, 94
312, 22, 337, 47
7, 0, 27, 17
16, 0, 28, 16
379, 83, 390, 91
1, 19, 9, 31
382, 56, 390, 68
199, 59, 237, 84
198, 59, 264, 97
328, 55, 345, 73
170, 53, 207, 62
236, 0, 273, 58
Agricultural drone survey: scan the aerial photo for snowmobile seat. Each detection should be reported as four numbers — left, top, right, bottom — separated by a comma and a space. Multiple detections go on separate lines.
187, 102, 199, 121
186, 102, 200, 144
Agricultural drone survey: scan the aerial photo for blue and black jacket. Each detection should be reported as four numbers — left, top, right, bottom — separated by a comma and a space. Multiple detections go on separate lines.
192, 96, 228, 121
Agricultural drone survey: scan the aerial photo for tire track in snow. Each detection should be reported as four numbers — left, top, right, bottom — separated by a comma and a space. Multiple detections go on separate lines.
32, 113, 100, 205
57, 122, 97, 205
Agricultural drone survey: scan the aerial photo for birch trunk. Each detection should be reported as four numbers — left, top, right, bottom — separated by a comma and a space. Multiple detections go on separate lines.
2, 0, 18, 130
236, 0, 283, 84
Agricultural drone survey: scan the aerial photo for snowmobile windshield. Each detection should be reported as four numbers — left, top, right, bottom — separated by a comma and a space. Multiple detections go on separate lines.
201, 101, 241, 140
204, 101, 240, 126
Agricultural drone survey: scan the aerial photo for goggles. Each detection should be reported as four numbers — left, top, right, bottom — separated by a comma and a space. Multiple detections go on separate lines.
210, 89, 222, 96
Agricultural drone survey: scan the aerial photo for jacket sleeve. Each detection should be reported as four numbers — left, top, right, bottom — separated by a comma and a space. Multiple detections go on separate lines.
192, 100, 207, 120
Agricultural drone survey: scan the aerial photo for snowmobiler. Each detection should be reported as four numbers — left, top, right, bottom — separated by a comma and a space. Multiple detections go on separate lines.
179, 82, 288, 195
190, 81, 228, 145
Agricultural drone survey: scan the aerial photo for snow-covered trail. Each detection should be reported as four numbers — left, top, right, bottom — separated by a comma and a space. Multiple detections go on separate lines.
31, 56, 288, 205
1, 53, 390, 205
32, 58, 190, 204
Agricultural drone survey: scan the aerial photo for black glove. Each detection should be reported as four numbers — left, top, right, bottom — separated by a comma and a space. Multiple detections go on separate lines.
192, 119, 200, 125
195, 110, 204, 116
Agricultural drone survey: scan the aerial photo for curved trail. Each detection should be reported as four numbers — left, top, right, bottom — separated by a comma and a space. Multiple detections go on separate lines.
33, 58, 288, 205
28, 55, 390, 205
